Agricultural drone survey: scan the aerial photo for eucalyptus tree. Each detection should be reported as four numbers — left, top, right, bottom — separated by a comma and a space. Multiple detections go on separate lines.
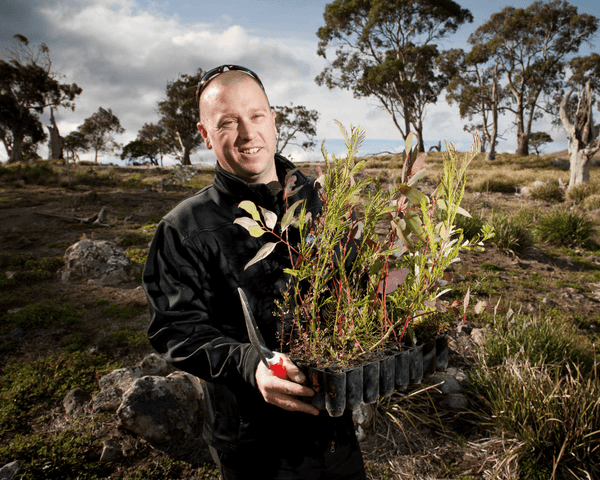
157, 68, 204, 165
438, 46, 508, 160
0, 34, 81, 163
315, 0, 473, 152
77, 107, 125, 162
559, 53, 600, 186
469, 0, 598, 156
273, 104, 319, 155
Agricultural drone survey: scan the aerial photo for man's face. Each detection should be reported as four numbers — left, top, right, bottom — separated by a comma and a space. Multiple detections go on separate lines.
197, 76, 278, 185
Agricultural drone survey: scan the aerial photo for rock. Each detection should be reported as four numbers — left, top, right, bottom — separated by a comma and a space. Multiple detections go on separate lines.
93, 367, 143, 413
138, 353, 169, 376
471, 328, 485, 346
456, 324, 472, 336
99, 439, 122, 463
428, 374, 461, 394
352, 404, 374, 442
117, 372, 204, 444
0, 460, 20, 480
445, 367, 470, 387
439, 393, 469, 410
63, 388, 92, 415
92, 355, 175, 413
541, 297, 557, 307
58, 238, 139, 285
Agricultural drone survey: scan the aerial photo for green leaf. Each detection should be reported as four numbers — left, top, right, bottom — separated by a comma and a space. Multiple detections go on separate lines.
238, 200, 260, 221
437, 199, 471, 217
233, 217, 265, 237
259, 207, 277, 230
281, 199, 305, 232
397, 184, 428, 207
244, 242, 277, 270
405, 213, 426, 241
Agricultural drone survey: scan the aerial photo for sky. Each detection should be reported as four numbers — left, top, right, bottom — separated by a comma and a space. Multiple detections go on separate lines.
1, 0, 599, 165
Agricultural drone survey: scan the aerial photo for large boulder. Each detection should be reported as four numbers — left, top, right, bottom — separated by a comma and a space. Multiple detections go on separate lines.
59, 238, 139, 285
92, 354, 170, 413
117, 372, 204, 444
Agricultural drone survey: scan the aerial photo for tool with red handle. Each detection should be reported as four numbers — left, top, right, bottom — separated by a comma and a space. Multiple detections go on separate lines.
238, 288, 287, 379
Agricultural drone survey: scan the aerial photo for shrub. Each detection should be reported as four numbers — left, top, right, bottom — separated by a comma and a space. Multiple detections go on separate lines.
582, 193, 600, 210
489, 212, 533, 254
453, 209, 486, 241
566, 182, 600, 203
470, 354, 599, 479
535, 209, 597, 248
472, 177, 519, 193
469, 313, 599, 478
481, 313, 595, 371
529, 180, 564, 203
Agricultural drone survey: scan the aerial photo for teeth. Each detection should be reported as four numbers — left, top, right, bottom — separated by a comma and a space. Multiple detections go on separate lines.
242, 148, 260, 154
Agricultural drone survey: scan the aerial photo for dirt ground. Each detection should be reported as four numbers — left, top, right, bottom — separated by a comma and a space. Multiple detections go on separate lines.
1, 161, 599, 479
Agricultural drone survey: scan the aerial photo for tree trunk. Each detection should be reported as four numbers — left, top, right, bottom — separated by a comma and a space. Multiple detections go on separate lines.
181, 143, 192, 165
47, 108, 64, 160
8, 134, 24, 163
515, 131, 529, 156
568, 140, 590, 186
560, 81, 600, 188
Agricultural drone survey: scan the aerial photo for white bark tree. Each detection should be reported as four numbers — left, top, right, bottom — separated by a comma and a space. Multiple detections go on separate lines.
559, 80, 600, 187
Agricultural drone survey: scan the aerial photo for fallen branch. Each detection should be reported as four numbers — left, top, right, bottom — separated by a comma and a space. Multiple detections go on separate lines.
35, 206, 110, 227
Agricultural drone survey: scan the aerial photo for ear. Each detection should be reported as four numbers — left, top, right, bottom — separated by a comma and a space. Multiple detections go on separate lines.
271, 108, 278, 136
197, 122, 212, 150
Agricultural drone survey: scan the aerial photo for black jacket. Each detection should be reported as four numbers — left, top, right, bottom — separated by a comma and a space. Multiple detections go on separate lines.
143, 154, 356, 455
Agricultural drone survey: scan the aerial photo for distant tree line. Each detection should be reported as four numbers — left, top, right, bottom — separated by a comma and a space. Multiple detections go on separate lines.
2, 0, 600, 186
316, 0, 600, 185
0, 38, 319, 166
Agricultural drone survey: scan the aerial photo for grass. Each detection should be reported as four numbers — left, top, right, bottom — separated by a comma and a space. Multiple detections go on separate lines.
489, 211, 533, 254
469, 312, 599, 478
1, 302, 85, 330
0, 352, 120, 435
101, 300, 147, 321
534, 208, 597, 248
106, 325, 150, 348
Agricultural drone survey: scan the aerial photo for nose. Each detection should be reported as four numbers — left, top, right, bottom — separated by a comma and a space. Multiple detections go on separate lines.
237, 118, 257, 140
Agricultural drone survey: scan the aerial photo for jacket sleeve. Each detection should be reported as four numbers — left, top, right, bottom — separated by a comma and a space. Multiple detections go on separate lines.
143, 218, 261, 389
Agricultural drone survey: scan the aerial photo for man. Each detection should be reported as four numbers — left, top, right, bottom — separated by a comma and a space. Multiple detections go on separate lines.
143, 65, 366, 479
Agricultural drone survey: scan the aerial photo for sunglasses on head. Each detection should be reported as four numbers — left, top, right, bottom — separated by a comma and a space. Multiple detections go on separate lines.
195, 65, 265, 105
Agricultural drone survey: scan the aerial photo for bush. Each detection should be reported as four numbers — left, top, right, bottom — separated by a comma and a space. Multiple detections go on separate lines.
529, 180, 564, 203
489, 212, 533, 254
535, 209, 597, 248
472, 177, 519, 193
566, 182, 600, 203
453, 209, 486, 241
469, 314, 599, 478
582, 193, 600, 210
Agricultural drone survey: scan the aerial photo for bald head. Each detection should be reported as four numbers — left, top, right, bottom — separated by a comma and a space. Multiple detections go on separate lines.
198, 71, 270, 121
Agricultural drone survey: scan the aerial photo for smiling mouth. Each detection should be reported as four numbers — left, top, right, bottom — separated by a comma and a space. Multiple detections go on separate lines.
241, 147, 261, 154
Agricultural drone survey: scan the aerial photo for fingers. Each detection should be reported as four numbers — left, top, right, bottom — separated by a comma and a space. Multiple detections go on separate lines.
256, 359, 319, 416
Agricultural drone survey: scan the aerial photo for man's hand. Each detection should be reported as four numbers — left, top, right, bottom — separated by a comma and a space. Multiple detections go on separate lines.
256, 354, 319, 416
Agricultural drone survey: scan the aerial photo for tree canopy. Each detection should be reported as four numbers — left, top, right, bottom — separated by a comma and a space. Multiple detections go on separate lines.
315, 0, 473, 151
157, 69, 204, 165
77, 107, 125, 162
121, 122, 174, 166
0, 34, 81, 163
469, 0, 598, 156
273, 104, 319, 155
